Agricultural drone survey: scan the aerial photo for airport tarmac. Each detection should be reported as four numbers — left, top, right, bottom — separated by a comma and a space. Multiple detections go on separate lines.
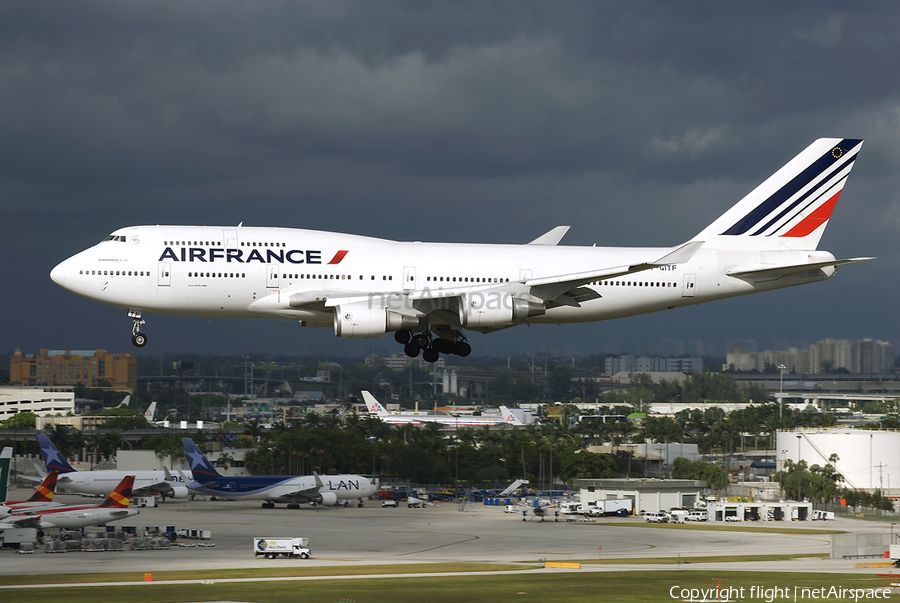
0, 490, 893, 578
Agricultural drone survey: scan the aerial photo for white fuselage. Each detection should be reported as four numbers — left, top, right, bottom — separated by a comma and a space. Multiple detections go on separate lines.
1, 506, 139, 530
50, 225, 831, 328
58, 470, 184, 496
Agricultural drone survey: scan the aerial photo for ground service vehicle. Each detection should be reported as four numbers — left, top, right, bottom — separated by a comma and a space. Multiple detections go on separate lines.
253, 537, 310, 559
644, 512, 669, 523
687, 510, 709, 522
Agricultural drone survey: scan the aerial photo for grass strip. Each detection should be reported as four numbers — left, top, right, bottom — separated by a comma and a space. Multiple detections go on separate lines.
0, 570, 890, 603
0, 562, 529, 587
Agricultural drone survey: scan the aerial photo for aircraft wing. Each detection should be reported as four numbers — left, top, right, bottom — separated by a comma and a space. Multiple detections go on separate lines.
406, 240, 704, 305
0, 516, 44, 529
250, 240, 704, 322
132, 481, 177, 497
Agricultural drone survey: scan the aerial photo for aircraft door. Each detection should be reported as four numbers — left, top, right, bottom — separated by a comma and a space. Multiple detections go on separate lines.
682, 273, 696, 298
158, 263, 171, 287
519, 269, 533, 281
223, 230, 238, 248
403, 266, 416, 291
266, 264, 280, 289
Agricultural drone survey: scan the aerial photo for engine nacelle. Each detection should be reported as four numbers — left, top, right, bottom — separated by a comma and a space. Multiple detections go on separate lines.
458, 292, 545, 328
310, 491, 338, 506
333, 301, 419, 338
166, 485, 190, 500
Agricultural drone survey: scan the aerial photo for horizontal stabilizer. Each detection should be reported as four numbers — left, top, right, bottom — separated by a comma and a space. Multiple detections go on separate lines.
528, 226, 570, 246
727, 257, 874, 279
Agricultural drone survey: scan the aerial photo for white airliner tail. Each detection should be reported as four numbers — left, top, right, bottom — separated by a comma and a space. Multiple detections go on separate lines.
694, 138, 863, 252
361, 391, 389, 417
144, 401, 157, 422
499, 406, 523, 426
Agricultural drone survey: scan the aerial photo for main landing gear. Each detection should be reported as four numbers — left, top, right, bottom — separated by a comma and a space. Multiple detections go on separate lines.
394, 330, 471, 363
128, 309, 148, 347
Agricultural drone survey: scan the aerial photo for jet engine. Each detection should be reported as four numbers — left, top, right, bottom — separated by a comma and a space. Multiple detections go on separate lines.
458, 292, 545, 328
333, 301, 419, 338
166, 485, 190, 500
310, 491, 338, 506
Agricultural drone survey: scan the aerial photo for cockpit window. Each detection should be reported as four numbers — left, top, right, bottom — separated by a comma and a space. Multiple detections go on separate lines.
102, 235, 126, 242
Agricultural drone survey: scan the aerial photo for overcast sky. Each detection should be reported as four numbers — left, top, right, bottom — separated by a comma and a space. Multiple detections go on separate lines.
3, 2, 900, 360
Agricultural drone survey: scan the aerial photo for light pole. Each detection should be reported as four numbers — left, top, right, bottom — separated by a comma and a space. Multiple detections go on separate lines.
366, 436, 376, 480
778, 364, 786, 420
796, 434, 802, 502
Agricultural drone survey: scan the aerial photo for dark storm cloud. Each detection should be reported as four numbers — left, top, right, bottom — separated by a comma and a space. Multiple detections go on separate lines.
3, 1, 900, 356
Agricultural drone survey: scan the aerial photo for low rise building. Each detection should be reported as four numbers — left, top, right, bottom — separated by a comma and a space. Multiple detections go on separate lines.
0, 387, 75, 421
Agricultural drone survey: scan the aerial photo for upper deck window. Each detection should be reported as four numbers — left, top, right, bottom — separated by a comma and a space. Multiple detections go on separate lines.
103, 235, 126, 242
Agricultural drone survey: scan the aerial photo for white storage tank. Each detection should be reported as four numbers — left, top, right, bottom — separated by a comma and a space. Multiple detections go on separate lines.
776, 428, 900, 491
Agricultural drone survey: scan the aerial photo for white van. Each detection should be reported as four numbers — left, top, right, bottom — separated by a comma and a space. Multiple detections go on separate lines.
644, 512, 669, 523
687, 510, 708, 522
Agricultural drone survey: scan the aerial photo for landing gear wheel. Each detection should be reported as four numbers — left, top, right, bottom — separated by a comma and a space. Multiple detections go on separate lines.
404, 343, 421, 358
452, 342, 471, 357
423, 348, 440, 363
132, 333, 148, 348
432, 338, 453, 354
394, 330, 411, 345
412, 333, 430, 349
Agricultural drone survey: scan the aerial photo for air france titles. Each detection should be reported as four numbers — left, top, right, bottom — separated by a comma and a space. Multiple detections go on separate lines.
158, 246, 322, 264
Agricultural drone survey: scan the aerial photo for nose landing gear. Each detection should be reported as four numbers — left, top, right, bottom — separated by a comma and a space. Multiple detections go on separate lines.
128, 310, 147, 347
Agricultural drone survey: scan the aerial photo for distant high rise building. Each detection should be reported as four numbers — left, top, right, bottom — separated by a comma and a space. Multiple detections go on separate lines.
853, 339, 894, 374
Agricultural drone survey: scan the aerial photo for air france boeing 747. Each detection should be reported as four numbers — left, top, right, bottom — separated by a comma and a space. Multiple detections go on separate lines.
50, 138, 871, 361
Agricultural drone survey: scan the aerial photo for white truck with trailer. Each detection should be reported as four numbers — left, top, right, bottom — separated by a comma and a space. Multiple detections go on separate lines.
253, 537, 311, 559
584, 499, 633, 517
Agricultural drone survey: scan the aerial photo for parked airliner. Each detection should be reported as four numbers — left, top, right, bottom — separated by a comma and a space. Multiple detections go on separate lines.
0, 475, 138, 530
362, 391, 522, 426
50, 138, 871, 361
37, 434, 189, 500
182, 438, 376, 509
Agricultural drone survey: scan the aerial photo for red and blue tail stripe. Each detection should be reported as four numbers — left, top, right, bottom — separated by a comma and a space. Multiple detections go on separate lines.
721, 138, 862, 237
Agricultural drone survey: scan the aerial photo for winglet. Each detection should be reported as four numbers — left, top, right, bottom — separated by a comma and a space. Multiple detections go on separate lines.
648, 240, 704, 267
528, 226, 570, 246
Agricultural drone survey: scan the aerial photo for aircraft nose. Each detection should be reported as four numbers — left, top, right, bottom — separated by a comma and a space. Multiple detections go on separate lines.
50, 260, 67, 287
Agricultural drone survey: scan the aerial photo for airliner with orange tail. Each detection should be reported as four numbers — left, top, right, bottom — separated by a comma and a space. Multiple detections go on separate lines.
0, 471, 62, 518
50, 139, 872, 359
0, 475, 138, 529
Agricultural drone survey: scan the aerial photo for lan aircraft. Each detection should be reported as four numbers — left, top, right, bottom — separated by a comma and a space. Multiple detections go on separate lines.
50, 138, 871, 361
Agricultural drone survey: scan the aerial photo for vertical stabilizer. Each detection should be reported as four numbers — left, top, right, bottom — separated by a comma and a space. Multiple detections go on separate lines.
182, 438, 222, 480
0, 453, 10, 505
37, 434, 77, 473
499, 406, 523, 425
26, 471, 58, 503
98, 475, 135, 508
361, 391, 389, 416
694, 138, 863, 251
